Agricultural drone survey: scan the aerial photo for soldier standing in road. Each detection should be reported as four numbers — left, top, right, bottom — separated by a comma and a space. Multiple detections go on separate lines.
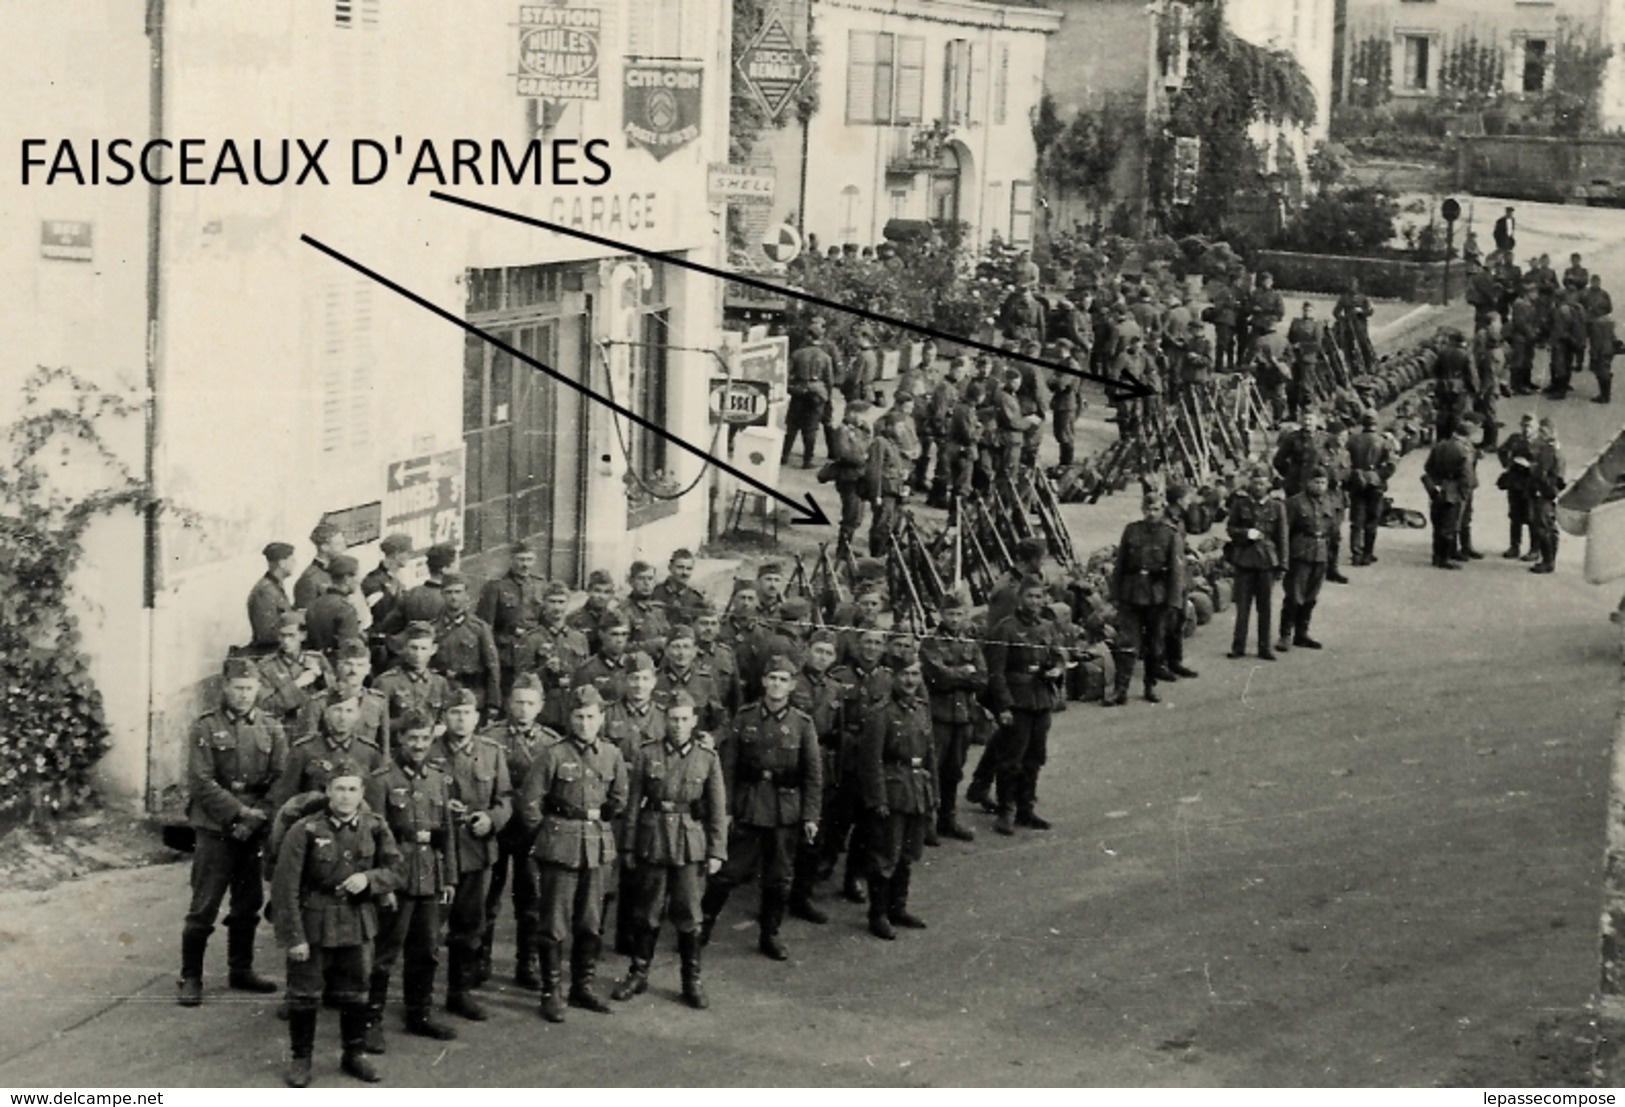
1508, 285, 1539, 395
1226, 465, 1289, 660
1345, 411, 1395, 566
1285, 302, 1320, 423
1433, 330, 1476, 440
1456, 412, 1487, 561
919, 594, 985, 843
1321, 421, 1353, 584
823, 628, 887, 903
610, 690, 726, 1009
867, 410, 910, 558
519, 685, 629, 1022
700, 655, 822, 961
178, 657, 289, 1007
1272, 410, 1326, 497
514, 580, 591, 733
1333, 278, 1375, 370
304, 555, 364, 662
1528, 417, 1566, 574
479, 674, 559, 991
1278, 467, 1338, 652
1107, 489, 1186, 706
360, 533, 412, 669
603, 652, 668, 952
858, 656, 936, 941
292, 522, 347, 610
786, 629, 845, 922
983, 577, 1066, 836
1471, 319, 1505, 451
1156, 484, 1203, 684
433, 574, 501, 716
431, 689, 512, 1018
784, 316, 835, 468
272, 758, 402, 1088
653, 548, 708, 624
476, 541, 544, 702
247, 542, 297, 657
362, 710, 458, 1053
1498, 413, 1540, 561
373, 622, 454, 726
271, 694, 386, 818
831, 401, 876, 557
1423, 420, 1475, 570
256, 612, 336, 729
1585, 274, 1616, 405
1548, 290, 1588, 399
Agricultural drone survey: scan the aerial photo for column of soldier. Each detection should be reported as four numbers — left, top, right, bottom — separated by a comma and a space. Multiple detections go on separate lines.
188, 523, 1081, 1087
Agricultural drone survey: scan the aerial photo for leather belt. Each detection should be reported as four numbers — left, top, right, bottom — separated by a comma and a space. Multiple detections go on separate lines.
647, 799, 705, 817
543, 798, 604, 821
754, 769, 801, 788
886, 757, 926, 769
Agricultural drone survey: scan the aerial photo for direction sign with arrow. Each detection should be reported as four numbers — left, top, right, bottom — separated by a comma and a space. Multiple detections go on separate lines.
301, 235, 832, 527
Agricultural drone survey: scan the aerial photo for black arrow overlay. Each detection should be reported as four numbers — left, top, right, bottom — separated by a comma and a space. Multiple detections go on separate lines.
301, 234, 833, 528
427, 190, 1155, 401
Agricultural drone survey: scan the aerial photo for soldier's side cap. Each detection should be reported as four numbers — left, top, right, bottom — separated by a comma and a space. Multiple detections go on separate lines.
511, 539, 534, 555
396, 707, 435, 733
666, 689, 698, 711
855, 578, 885, 597
603, 612, 633, 632
328, 554, 360, 577
1019, 573, 1048, 592
426, 543, 458, 571
380, 533, 413, 556
1307, 466, 1329, 479
310, 521, 342, 544
846, 399, 874, 415
511, 672, 544, 695
278, 611, 306, 629
1521, 412, 1537, 423
447, 688, 479, 709
731, 577, 759, 594
625, 651, 657, 674
809, 627, 839, 646
691, 596, 719, 615
886, 651, 923, 672
764, 654, 797, 677
757, 560, 785, 577
326, 756, 366, 782
855, 558, 887, 580
666, 623, 697, 643
1016, 537, 1047, 560
336, 638, 370, 660
628, 559, 655, 576
571, 685, 605, 709
403, 620, 436, 640
587, 568, 615, 587
1361, 410, 1380, 428
263, 541, 295, 561
543, 579, 571, 597
780, 597, 811, 620
1165, 481, 1190, 502
439, 571, 465, 587
222, 657, 259, 679
1324, 418, 1346, 433
938, 593, 965, 611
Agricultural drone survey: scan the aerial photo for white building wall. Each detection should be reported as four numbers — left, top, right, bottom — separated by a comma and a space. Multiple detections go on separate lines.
1225, 0, 1336, 173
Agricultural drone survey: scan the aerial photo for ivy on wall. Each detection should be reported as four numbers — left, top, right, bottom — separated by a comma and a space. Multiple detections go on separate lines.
729, 0, 822, 164
0, 367, 166, 823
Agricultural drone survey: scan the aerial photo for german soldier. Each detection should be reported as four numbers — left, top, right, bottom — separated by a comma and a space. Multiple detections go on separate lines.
822, 627, 886, 902
784, 317, 835, 469
786, 628, 846, 924
272, 758, 402, 1087
304, 555, 364, 663
832, 401, 876, 556
653, 548, 708, 624
296, 638, 389, 751
859, 655, 936, 940
1585, 274, 1615, 404
1528, 417, 1565, 574
362, 710, 458, 1053
1322, 421, 1353, 583
256, 612, 335, 729
610, 690, 727, 1009
372, 621, 454, 725
604, 651, 668, 953
567, 568, 622, 655
1226, 465, 1288, 659
247, 541, 296, 657
1497, 412, 1539, 560
514, 579, 591, 733
432, 574, 501, 717
1157, 484, 1203, 683
1108, 489, 1186, 705
480, 673, 560, 991
292, 521, 346, 610
271, 693, 386, 819
691, 599, 741, 714
476, 541, 545, 701
984, 577, 1066, 835
1345, 411, 1395, 566
1423, 420, 1474, 570
178, 657, 288, 1007
654, 623, 727, 735
360, 532, 412, 670
431, 689, 512, 1018
700, 655, 822, 961
1279, 467, 1338, 651
919, 594, 985, 842
520, 685, 629, 1022
571, 614, 633, 703
375, 543, 456, 643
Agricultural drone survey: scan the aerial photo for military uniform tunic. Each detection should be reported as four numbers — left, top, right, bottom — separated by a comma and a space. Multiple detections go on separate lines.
432, 612, 501, 713
256, 649, 336, 725
514, 619, 591, 731
919, 629, 988, 823
622, 735, 727, 932
711, 702, 822, 898
304, 588, 362, 660
984, 610, 1066, 817
246, 574, 292, 655
654, 662, 728, 736
372, 666, 455, 724
1283, 490, 1338, 611
271, 730, 386, 817
480, 719, 562, 937
476, 571, 545, 678
366, 758, 455, 1009
294, 685, 389, 753
521, 734, 629, 942
652, 578, 707, 624
858, 688, 937, 879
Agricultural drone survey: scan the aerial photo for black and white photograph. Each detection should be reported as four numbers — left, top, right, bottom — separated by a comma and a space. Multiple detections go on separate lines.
6, 0, 1625, 1092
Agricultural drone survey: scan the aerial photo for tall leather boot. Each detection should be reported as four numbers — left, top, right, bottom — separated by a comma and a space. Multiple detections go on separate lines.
887, 867, 927, 929
1143, 669, 1160, 704
339, 1005, 382, 1083
177, 929, 208, 1007
473, 924, 494, 988
285, 1005, 317, 1088
1364, 527, 1380, 563
514, 929, 540, 991
538, 941, 567, 1023
866, 874, 895, 940
1597, 376, 1613, 404
757, 890, 790, 961
610, 928, 652, 1002
227, 924, 278, 994
699, 884, 730, 946
362, 969, 389, 1054
1505, 520, 1522, 559
444, 948, 488, 1021
612, 884, 636, 956
568, 934, 612, 1013
678, 930, 709, 1010
788, 846, 830, 923
1103, 653, 1133, 707
1294, 602, 1322, 649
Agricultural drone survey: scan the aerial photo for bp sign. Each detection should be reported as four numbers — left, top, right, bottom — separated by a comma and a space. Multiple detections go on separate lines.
709, 379, 772, 426
737, 8, 811, 121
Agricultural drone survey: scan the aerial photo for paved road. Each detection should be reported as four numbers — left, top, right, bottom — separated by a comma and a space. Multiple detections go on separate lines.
3, 200, 1624, 1088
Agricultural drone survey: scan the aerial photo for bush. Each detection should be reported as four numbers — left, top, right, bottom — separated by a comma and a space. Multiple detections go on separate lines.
1272, 185, 1400, 256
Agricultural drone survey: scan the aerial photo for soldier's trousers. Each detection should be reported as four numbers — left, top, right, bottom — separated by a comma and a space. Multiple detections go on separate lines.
1507, 491, 1531, 550
819, 766, 868, 880
1214, 325, 1236, 373
1509, 341, 1534, 391
630, 860, 704, 934
1550, 342, 1577, 392
1459, 492, 1477, 552
1348, 488, 1384, 560
1116, 602, 1168, 674
710, 823, 798, 899
445, 866, 491, 953
793, 747, 840, 898
1230, 568, 1275, 653
372, 894, 440, 1010
866, 809, 926, 881
536, 862, 607, 943
287, 942, 371, 1009
914, 437, 939, 490
1054, 412, 1078, 467
783, 395, 826, 465
1530, 500, 1560, 566
1328, 508, 1347, 570
485, 827, 540, 943
836, 483, 866, 551
987, 709, 1051, 815
1281, 561, 1326, 633
183, 830, 266, 949
933, 720, 973, 822
1430, 499, 1463, 564
869, 494, 901, 557
1161, 605, 1189, 671
935, 443, 973, 500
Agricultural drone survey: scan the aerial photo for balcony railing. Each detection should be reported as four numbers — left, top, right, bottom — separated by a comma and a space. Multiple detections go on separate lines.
887, 121, 953, 174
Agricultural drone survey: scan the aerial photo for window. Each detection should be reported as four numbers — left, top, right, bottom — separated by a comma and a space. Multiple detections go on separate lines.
847, 31, 924, 123
943, 39, 985, 125
1520, 37, 1550, 92
890, 189, 908, 219
628, 265, 670, 487
993, 43, 1009, 124
1397, 33, 1432, 91
319, 276, 375, 457
1009, 181, 1034, 246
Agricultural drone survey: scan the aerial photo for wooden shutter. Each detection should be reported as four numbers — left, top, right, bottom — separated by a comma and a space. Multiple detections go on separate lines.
847, 30, 877, 123
894, 34, 923, 122
1010, 181, 1034, 246
968, 41, 988, 125
994, 43, 1009, 124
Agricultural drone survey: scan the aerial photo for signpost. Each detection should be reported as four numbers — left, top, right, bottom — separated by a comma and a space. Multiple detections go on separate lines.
736, 7, 811, 121
382, 447, 465, 555
1441, 196, 1461, 306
